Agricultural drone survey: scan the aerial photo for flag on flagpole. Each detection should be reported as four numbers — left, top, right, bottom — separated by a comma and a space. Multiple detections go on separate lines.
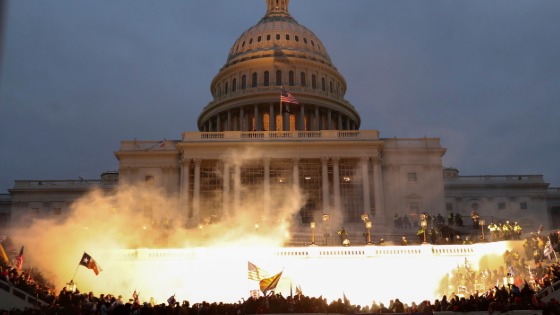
259, 271, 283, 294
280, 89, 299, 104
79, 252, 101, 275
248, 261, 269, 281
15, 246, 24, 271
296, 285, 303, 297
167, 294, 176, 306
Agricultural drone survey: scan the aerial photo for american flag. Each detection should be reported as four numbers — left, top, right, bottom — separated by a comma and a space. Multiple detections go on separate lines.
15, 246, 24, 271
280, 89, 299, 104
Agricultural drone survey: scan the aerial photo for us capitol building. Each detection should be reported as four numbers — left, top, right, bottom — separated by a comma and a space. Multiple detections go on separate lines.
2, 0, 559, 241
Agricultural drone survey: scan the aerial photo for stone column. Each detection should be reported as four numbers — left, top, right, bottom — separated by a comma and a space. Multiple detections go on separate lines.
234, 162, 241, 210
240, 107, 245, 131
361, 156, 371, 215
193, 158, 202, 222
321, 156, 330, 212
332, 156, 341, 212
292, 157, 300, 194
299, 104, 305, 131
337, 113, 343, 130
263, 157, 271, 215
314, 106, 320, 130
269, 103, 276, 131
180, 157, 191, 218
254, 104, 260, 131
223, 160, 231, 217
227, 110, 231, 131
373, 156, 385, 220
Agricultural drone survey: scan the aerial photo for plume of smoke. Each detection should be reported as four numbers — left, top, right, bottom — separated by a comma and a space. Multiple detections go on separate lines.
9, 147, 306, 297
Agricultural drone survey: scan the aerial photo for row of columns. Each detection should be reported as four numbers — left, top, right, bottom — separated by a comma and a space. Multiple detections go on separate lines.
180, 156, 385, 223
202, 103, 357, 132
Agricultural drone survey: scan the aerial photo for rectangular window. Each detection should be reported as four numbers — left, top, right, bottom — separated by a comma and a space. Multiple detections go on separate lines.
409, 202, 420, 214
145, 175, 155, 185
52, 208, 62, 215
407, 172, 417, 183
498, 202, 506, 210
446, 202, 453, 211
520, 202, 528, 210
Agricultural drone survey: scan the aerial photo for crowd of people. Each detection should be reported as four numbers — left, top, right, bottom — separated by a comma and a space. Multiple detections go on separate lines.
1, 277, 559, 315
4, 223, 560, 315
390, 212, 526, 245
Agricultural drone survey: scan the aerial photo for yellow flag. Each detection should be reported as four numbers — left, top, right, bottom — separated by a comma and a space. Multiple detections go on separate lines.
0, 243, 9, 264
259, 271, 282, 294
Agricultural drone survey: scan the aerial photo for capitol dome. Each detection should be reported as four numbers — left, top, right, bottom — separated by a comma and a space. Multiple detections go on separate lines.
198, 0, 360, 132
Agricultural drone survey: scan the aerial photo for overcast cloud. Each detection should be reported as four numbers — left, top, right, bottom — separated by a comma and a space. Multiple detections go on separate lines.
1, 0, 559, 193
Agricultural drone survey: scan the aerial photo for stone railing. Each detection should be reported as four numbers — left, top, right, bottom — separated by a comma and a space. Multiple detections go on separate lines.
382, 137, 442, 149
109, 243, 492, 261
445, 175, 545, 185
0, 280, 48, 310
12, 180, 116, 190
182, 130, 380, 142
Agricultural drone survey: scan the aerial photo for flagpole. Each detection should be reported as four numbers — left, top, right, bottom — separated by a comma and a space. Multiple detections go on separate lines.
279, 86, 283, 131
71, 252, 84, 282
548, 236, 559, 262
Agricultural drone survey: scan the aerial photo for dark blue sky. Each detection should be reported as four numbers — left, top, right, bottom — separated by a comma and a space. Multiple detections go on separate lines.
1, 0, 559, 193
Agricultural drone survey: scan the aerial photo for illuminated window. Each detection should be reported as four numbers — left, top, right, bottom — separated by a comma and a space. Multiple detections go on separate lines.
409, 202, 420, 214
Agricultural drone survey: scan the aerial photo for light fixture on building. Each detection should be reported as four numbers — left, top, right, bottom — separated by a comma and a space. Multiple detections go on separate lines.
361, 214, 369, 223
366, 220, 373, 245
479, 219, 486, 241
343, 176, 351, 182
255, 223, 259, 232
322, 214, 330, 245
304, 176, 311, 180
310, 222, 316, 245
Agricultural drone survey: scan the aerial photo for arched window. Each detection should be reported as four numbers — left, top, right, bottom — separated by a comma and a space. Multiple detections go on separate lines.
329, 80, 333, 93
286, 34, 290, 40
276, 70, 282, 86
289, 71, 294, 86
321, 77, 326, 91
232, 78, 237, 92
264, 71, 270, 86
241, 75, 247, 89
258, 36, 262, 42
311, 75, 317, 89
252, 72, 258, 88
276, 34, 281, 40
300, 72, 306, 87
225, 82, 229, 94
